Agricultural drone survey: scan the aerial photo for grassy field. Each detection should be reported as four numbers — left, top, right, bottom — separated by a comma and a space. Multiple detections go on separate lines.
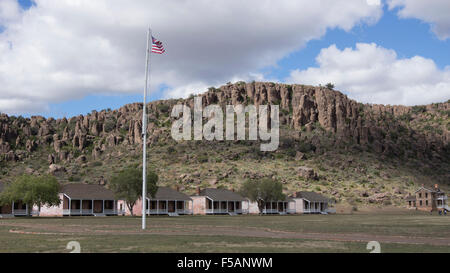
0, 212, 449, 253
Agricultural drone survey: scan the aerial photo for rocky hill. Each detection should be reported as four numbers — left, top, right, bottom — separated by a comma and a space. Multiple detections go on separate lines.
1, 82, 449, 209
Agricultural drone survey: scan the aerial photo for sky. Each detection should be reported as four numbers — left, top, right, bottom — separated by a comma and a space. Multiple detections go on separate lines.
0, 0, 449, 118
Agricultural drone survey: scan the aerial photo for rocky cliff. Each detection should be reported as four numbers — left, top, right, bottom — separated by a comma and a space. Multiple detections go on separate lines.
0, 82, 449, 207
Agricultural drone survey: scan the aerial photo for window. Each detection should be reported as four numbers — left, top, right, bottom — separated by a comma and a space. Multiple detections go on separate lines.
425, 193, 428, 198
409, 201, 411, 206
426, 200, 428, 206
419, 193, 422, 198
420, 200, 423, 206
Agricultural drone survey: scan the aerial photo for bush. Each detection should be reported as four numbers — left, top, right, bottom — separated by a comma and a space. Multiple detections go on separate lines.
197, 155, 208, 163
157, 104, 170, 113
298, 142, 316, 153
411, 105, 426, 114
104, 118, 116, 133
90, 161, 103, 167
285, 148, 296, 157
68, 176, 81, 182
167, 146, 176, 154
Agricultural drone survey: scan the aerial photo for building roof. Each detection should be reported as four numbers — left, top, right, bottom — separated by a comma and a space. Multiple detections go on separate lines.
292, 191, 329, 202
195, 188, 246, 201
147, 187, 192, 201
414, 185, 447, 194
406, 195, 416, 201
61, 183, 115, 200
414, 186, 436, 193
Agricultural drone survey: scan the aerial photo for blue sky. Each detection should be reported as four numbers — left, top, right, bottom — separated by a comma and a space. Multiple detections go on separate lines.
2, 1, 450, 118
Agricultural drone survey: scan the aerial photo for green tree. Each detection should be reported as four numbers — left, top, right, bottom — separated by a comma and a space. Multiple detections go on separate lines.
325, 83, 335, 90
109, 167, 158, 216
240, 178, 285, 215
0, 175, 61, 216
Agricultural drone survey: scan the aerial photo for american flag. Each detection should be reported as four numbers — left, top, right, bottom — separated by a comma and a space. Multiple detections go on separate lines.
151, 36, 165, 54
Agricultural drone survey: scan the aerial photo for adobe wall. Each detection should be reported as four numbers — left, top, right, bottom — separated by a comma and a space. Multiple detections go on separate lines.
36, 193, 64, 216
247, 201, 260, 214
416, 189, 436, 212
191, 196, 206, 215
292, 198, 304, 214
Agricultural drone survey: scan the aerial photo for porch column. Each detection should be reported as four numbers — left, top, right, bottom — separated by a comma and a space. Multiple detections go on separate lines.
26, 203, 28, 216
91, 200, 94, 214
226, 201, 228, 213
80, 199, 83, 215
12, 201, 14, 215
68, 198, 71, 216
166, 200, 168, 213
102, 200, 105, 213
157, 200, 159, 215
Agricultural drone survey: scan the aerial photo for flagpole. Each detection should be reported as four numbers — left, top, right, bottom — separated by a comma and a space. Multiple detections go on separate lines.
142, 27, 151, 230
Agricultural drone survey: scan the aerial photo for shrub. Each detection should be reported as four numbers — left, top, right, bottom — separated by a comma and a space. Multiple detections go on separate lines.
157, 104, 170, 113
104, 118, 116, 133
68, 176, 81, 182
298, 142, 316, 153
197, 155, 208, 163
167, 146, 176, 154
90, 161, 103, 167
411, 105, 426, 114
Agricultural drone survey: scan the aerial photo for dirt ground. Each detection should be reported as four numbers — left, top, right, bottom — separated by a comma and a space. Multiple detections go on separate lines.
1, 213, 449, 248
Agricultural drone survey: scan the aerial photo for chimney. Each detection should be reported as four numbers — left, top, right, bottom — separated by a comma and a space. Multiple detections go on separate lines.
293, 192, 297, 198
196, 187, 201, 195
434, 184, 439, 189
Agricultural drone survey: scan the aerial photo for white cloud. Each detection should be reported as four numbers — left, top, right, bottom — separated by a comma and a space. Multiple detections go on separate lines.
287, 43, 450, 105
0, 0, 21, 25
388, 0, 450, 40
0, 0, 382, 115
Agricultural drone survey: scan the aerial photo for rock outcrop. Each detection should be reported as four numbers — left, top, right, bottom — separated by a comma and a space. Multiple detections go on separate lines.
0, 82, 448, 164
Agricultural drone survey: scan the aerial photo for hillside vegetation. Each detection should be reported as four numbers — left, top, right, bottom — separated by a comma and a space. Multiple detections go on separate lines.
1, 82, 449, 208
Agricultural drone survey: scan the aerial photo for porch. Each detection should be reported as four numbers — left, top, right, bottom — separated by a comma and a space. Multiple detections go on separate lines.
62, 195, 123, 216
436, 195, 448, 209
5, 201, 40, 216
205, 199, 248, 214
146, 199, 192, 215
262, 201, 295, 214
303, 200, 328, 214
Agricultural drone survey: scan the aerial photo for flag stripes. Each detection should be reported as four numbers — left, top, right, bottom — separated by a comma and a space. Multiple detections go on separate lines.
151, 36, 165, 54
